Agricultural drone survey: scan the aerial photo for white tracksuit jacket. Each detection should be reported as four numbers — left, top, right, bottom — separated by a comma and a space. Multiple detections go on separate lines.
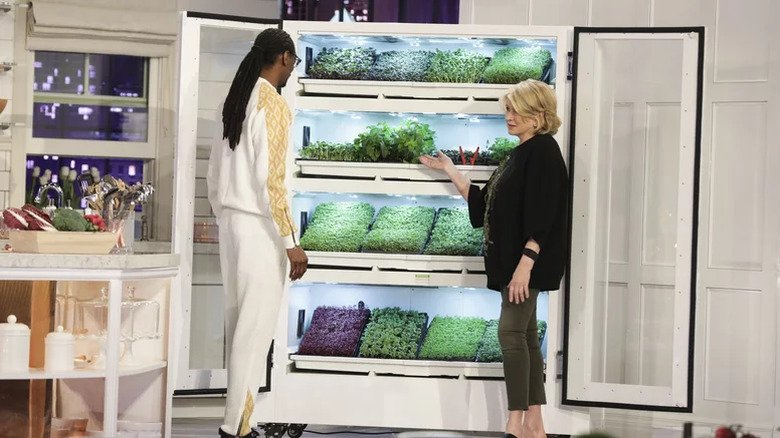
207, 77, 296, 436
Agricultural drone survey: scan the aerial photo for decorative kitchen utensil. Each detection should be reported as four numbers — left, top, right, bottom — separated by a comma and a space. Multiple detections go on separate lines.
120, 286, 161, 365
0, 315, 30, 373
45, 326, 75, 372
75, 287, 133, 369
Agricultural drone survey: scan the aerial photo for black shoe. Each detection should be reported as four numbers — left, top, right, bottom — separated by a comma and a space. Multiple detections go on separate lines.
219, 429, 260, 438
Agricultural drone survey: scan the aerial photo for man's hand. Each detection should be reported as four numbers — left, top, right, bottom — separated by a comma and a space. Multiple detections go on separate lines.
286, 246, 308, 281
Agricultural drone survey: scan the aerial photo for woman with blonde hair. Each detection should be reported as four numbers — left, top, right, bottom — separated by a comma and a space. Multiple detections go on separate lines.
421, 79, 569, 438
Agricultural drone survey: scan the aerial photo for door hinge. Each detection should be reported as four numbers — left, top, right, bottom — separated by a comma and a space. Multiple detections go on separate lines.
567, 52, 574, 80
556, 350, 564, 380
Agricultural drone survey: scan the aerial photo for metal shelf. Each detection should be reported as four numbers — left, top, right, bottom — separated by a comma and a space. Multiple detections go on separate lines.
290, 355, 503, 378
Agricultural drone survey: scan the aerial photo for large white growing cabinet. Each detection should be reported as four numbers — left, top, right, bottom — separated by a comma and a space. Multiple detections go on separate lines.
173, 14, 704, 436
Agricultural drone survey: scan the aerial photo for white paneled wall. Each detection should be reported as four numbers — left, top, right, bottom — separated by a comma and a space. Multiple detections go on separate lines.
463, 0, 780, 433
177, 0, 279, 19
0, 8, 13, 209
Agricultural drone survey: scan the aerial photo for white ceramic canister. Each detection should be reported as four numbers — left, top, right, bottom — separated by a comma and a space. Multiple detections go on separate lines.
45, 325, 75, 372
0, 315, 31, 373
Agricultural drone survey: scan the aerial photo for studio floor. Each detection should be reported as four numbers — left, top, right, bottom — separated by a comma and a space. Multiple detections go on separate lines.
171, 419, 502, 438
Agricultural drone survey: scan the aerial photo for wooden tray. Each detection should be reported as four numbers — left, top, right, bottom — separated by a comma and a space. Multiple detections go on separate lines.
9, 230, 118, 255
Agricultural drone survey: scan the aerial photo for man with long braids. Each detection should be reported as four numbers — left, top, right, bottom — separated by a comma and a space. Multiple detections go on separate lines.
207, 28, 308, 438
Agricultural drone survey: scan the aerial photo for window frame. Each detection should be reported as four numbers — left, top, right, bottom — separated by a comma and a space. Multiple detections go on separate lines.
25, 50, 160, 159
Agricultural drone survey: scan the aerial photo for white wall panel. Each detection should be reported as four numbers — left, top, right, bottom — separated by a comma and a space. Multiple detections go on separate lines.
195, 179, 208, 198
197, 109, 218, 143
0, 40, 12, 59
704, 288, 762, 404
177, 0, 278, 20
0, 151, 9, 171
189, 285, 226, 370
193, 253, 223, 285
639, 284, 674, 387
609, 103, 633, 265
708, 102, 766, 271
651, 0, 715, 27
196, 144, 211, 160
194, 197, 212, 217
0, 73, 12, 98
468, 0, 530, 25
0, 11, 13, 40
195, 158, 209, 178
603, 283, 630, 384
198, 81, 230, 112
643, 103, 680, 267
0, 169, 9, 191
529, 0, 588, 25
590, 0, 651, 26
199, 53, 245, 82
714, 0, 770, 82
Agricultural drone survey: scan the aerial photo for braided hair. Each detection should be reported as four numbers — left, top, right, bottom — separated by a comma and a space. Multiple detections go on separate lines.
222, 28, 295, 150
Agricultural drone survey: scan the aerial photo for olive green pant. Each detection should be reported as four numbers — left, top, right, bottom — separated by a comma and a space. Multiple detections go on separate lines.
499, 287, 546, 411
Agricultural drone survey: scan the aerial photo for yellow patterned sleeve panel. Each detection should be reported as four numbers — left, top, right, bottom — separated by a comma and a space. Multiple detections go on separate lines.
258, 83, 297, 243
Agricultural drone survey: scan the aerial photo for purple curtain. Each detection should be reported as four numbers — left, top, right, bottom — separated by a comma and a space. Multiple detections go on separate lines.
399, 0, 460, 24
285, 0, 460, 24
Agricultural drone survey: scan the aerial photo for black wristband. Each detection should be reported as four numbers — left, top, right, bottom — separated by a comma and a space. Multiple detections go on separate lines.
522, 247, 539, 262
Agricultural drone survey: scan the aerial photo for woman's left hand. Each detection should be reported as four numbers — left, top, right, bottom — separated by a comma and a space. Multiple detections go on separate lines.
508, 263, 532, 304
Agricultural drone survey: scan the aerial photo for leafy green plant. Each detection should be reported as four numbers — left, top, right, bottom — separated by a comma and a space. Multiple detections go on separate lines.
423, 207, 483, 256
299, 141, 363, 162
425, 49, 489, 83
308, 47, 376, 80
355, 122, 396, 162
359, 307, 427, 359
391, 120, 436, 163
476, 319, 502, 363
362, 205, 436, 253
436, 137, 517, 167
353, 120, 436, 164
486, 137, 519, 164
366, 50, 434, 82
300, 202, 375, 252
482, 47, 553, 84
538, 320, 547, 344
418, 316, 487, 361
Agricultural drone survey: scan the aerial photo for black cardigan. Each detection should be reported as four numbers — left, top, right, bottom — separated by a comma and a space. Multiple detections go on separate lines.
468, 134, 569, 291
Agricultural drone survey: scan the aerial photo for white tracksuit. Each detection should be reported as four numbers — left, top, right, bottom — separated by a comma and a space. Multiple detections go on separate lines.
207, 77, 297, 437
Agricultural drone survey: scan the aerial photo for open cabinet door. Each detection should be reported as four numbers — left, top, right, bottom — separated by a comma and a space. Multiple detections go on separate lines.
173, 12, 280, 393
563, 27, 704, 411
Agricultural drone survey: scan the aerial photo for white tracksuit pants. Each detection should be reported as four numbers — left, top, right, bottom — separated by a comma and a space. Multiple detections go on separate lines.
218, 209, 287, 436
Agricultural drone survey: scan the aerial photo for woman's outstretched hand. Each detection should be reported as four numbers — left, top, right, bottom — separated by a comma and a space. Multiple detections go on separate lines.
420, 151, 454, 172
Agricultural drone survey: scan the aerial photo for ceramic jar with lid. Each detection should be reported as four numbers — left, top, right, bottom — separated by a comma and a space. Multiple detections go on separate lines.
45, 325, 75, 372
0, 315, 30, 373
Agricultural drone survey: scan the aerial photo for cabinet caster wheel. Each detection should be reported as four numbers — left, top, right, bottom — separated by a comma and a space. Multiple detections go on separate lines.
287, 424, 307, 438
259, 423, 288, 438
